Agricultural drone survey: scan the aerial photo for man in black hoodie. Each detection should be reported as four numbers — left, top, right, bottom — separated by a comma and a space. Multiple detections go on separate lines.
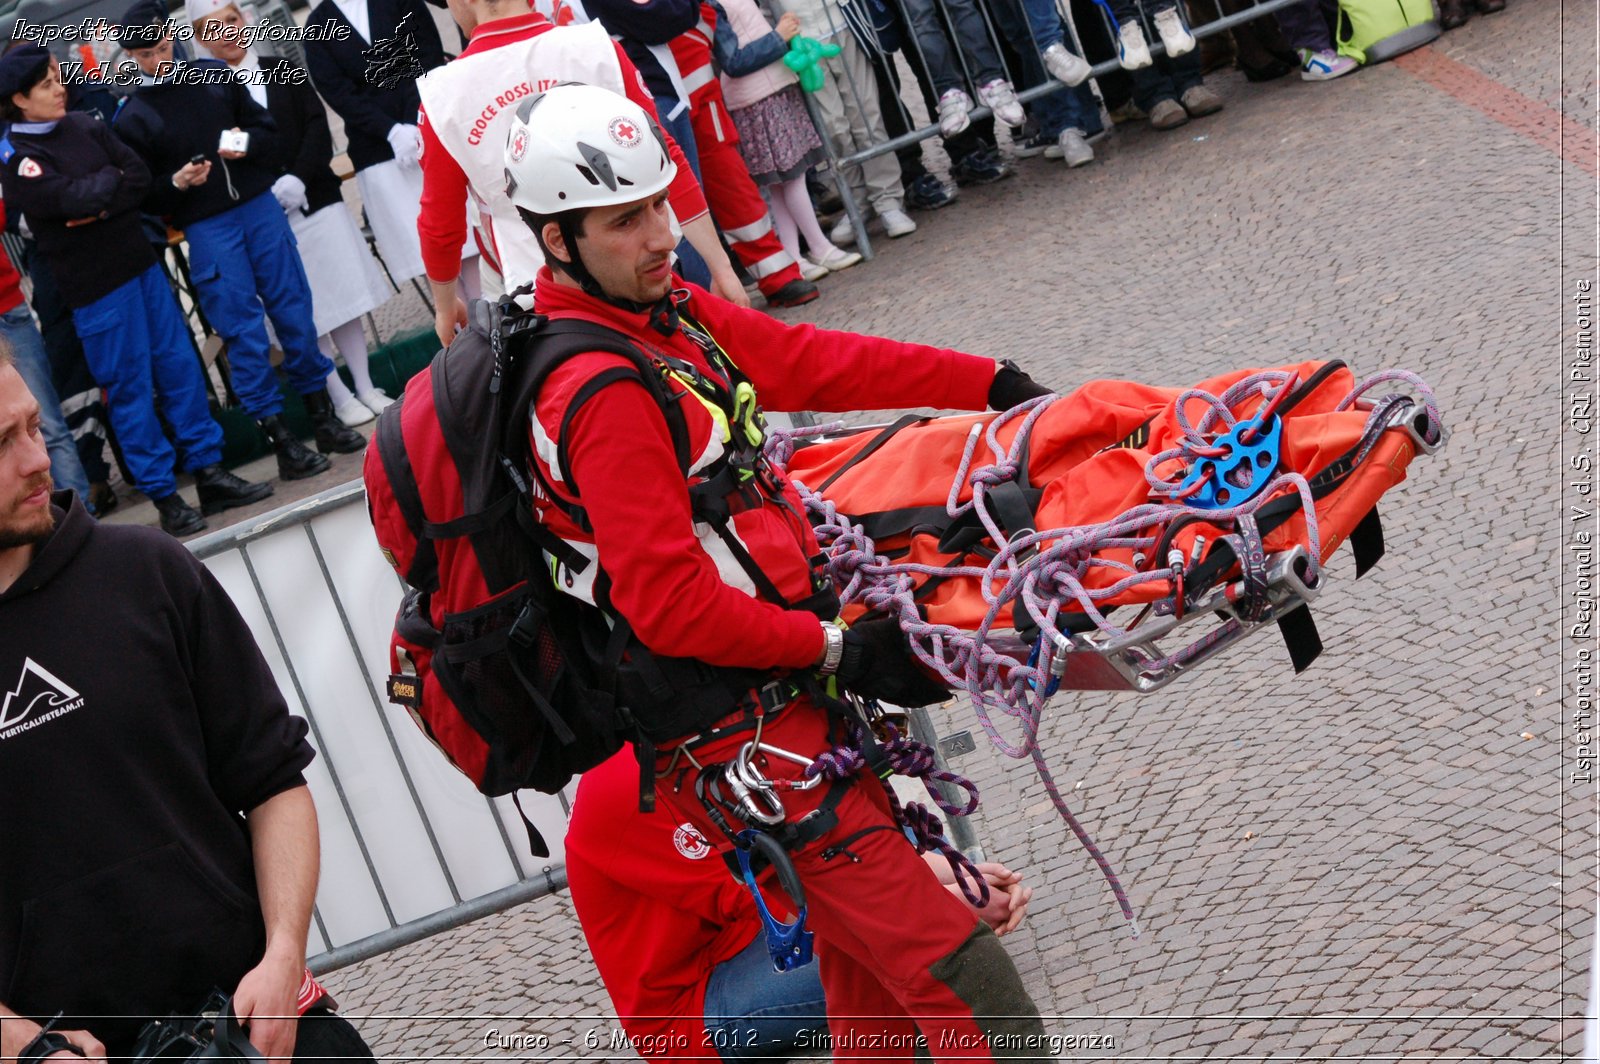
0, 353, 376, 1062
111, 1, 368, 481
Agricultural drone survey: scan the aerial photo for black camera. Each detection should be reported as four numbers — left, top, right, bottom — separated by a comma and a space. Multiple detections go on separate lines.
130, 990, 262, 1062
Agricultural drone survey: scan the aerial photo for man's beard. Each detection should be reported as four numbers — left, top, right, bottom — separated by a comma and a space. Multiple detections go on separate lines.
0, 478, 56, 550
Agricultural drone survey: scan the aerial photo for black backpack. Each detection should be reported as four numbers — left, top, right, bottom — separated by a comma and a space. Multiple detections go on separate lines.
364, 300, 832, 852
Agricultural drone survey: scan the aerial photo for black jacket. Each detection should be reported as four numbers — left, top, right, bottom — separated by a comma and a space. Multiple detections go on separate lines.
0, 113, 158, 308
261, 55, 345, 215
303, 0, 446, 173
113, 62, 283, 229
584, 0, 700, 107
0, 494, 315, 1055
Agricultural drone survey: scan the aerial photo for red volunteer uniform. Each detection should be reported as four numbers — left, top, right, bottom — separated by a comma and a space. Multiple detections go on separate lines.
528, 274, 1048, 1061
667, 5, 805, 300
566, 750, 776, 1058
416, 12, 709, 292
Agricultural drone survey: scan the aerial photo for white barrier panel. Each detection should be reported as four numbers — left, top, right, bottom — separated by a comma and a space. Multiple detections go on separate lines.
191, 484, 572, 969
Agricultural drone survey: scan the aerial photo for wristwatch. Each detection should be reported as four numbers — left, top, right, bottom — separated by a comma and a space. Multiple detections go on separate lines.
815, 621, 844, 674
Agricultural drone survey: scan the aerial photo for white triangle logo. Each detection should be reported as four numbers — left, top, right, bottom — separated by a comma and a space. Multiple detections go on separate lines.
0, 658, 80, 729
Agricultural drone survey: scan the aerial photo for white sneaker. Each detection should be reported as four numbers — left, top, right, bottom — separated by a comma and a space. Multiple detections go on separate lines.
357, 388, 395, 415
812, 244, 863, 271
801, 258, 830, 281
879, 208, 917, 238
1152, 6, 1195, 57
1117, 20, 1152, 69
1041, 42, 1090, 86
830, 215, 857, 247
1299, 47, 1359, 80
334, 393, 376, 427
1054, 128, 1094, 167
937, 88, 973, 137
976, 79, 1026, 128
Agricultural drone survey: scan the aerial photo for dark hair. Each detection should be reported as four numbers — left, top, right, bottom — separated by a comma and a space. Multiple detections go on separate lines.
0, 57, 51, 122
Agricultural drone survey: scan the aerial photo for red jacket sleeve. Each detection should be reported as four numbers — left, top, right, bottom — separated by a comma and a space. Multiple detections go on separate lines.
690, 289, 1001, 414
417, 102, 473, 283
614, 42, 709, 224
558, 373, 824, 669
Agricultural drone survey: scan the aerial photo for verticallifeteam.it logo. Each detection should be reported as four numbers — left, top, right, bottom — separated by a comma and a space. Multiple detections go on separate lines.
0, 658, 85, 740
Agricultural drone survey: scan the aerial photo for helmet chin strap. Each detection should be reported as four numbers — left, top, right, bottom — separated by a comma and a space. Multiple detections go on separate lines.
556, 216, 680, 336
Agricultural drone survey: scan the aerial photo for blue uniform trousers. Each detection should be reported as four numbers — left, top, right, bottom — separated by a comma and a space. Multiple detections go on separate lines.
184, 191, 334, 418
71, 263, 223, 499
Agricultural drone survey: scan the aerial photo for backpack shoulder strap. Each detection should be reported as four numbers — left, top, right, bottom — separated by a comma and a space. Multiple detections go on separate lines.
508, 317, 694, 488
372, 387, 441, 592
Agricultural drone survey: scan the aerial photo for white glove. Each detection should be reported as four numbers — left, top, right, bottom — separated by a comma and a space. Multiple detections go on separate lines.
387, 123, 423, 168
271, 173, 308, 213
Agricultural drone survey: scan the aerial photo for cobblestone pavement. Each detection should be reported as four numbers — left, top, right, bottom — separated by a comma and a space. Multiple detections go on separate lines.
110, 0, 1597, 1058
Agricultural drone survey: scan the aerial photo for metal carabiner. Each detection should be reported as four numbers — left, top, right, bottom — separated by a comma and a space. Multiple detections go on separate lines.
723, 765, 786, 825
732, 381, 766, 448
737, 741, 826, 791
735, 830, 814, 971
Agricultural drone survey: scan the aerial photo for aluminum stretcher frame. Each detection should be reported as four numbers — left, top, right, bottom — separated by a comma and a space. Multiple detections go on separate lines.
798, 398, 1448, 697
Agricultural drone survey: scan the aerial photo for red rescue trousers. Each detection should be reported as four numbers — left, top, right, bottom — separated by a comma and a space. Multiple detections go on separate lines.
658, 705, 1049, 1062
688, 95, 803, 299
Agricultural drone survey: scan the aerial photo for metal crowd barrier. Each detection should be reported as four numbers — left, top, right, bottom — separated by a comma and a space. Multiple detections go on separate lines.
799, 0, 1310, 259
187, 482, 572, 975
186, 463, 985, 974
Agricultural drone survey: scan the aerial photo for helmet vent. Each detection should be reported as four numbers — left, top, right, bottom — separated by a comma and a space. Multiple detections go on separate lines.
576, 140, 618, 191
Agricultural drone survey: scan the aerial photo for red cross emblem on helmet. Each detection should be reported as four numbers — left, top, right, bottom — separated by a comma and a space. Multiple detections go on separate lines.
509, 128, 529, 163
608, 117, 642, 148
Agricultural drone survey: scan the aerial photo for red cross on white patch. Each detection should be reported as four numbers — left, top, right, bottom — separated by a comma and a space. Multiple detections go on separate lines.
17, 158, 41, 179
608, 117, 641, 148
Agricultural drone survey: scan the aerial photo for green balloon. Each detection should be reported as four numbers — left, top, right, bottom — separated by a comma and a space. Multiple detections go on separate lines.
785, 36, 838, 93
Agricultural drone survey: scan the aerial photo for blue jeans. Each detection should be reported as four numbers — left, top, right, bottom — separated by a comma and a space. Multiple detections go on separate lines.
3, 302, 90, 501
702, 932, 828, 1061
1275, 0, 1335, 51
1130, 49, 1203, 110
1006, 0, 1103, 137
658, 101, 713, 289
72, 263, 223, 498
901, 0, 1008, 94
185, 191, 334, 418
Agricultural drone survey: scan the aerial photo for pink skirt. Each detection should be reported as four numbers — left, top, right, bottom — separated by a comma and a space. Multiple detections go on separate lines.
729, 84, 827, 186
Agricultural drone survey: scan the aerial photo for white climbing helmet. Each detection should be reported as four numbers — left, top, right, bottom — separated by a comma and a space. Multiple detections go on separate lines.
503, 83, 676, 216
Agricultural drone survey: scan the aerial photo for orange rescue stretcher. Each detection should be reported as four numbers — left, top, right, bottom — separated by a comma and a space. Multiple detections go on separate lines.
780, 359, 1445, 694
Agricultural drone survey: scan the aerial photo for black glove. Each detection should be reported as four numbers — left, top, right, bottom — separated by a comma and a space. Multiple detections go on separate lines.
835, 617, 949, 707
987, 359, 1053, 411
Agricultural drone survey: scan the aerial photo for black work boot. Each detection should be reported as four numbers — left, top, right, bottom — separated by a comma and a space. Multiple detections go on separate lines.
194, 464, 274, 515
153, 492, 207, 537
302, 389, 368, 455
258, 415, 331, 481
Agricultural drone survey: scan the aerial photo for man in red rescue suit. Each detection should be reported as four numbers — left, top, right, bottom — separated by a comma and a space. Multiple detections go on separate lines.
505, 84, 1055, 1061
415, 0, 750, 347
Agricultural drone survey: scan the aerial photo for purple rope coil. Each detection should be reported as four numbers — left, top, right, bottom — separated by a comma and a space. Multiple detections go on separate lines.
806, 722, 990, 907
